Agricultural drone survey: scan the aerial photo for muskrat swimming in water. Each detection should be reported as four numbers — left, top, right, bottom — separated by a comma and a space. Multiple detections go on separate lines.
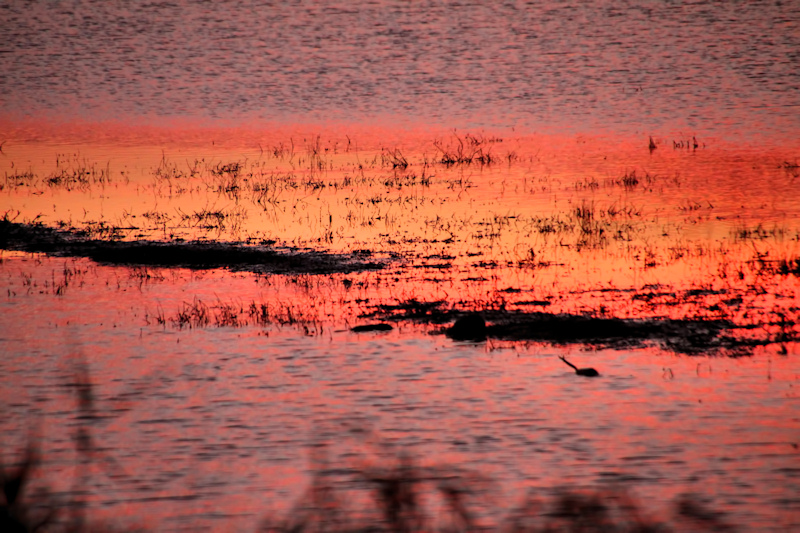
558, 355, 599, 377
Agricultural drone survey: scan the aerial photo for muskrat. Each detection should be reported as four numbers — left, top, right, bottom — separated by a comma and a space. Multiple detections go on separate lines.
558, 355, 599, 377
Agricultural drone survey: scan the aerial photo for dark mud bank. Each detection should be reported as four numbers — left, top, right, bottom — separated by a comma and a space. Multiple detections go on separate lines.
444, 312, 769, 355
373, 301, 786, 354
0, 221, 385, 274
454, 311, 774, 355
477, 312, 741, 355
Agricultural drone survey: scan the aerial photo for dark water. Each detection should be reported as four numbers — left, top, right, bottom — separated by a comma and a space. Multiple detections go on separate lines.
2, 0, 799, 139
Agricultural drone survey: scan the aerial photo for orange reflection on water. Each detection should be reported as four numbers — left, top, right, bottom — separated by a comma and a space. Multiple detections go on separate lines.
2, 120, 799, 334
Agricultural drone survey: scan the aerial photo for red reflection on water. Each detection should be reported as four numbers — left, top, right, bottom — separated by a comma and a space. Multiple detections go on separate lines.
1, 120, 799, 530
2, 120, 799, 328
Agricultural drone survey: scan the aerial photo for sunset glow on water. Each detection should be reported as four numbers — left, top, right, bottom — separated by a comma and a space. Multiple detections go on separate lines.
2, 1, 799, 531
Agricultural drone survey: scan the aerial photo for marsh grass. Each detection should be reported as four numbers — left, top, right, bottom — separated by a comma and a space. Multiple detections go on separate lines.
0, 220, 384, 274
47, 157, 112, 190
3, 133, 800, 355
776, 257, 800, 275
432, 132, 498, 167
3, 156, 112, 192
572, 200, 608, 250
382, 148, 409, 170
176, 204, 248, 234
360, 295, 797, 355
2, 168, 37, 190
173, 297, 210, 328
149, 296, 326, 330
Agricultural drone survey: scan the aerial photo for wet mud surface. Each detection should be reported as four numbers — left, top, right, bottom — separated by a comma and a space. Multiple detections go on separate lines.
0, 220, 385, 275
443, 311, 739, 355
370, 304, 793, 356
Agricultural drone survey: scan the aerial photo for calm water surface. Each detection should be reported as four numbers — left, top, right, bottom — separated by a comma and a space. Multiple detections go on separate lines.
2, 1, 800, 531
2, 0, 799, 140
1, 127, 799, 531
0, 255, 798, 531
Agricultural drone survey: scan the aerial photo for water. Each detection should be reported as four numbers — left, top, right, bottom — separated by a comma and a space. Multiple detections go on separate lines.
1, 255, 798, 531
2, 0, 799, 140
2, 1, 800, 531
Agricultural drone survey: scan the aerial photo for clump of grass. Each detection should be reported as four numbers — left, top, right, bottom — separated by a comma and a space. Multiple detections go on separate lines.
173, 297, 210, 328
43, 260, 89, 296
528, 214, 573, 236
205, 160, 257, 200
672, 136, 700, 150
606, 171, 657, 191
215, 300, 243, 327
154, 153, 187, 181
141, 210, 171, 225
181, 207, 227, 229
619, 170, 639, 189
732, 223, 786, 241
748, 253, 800, 278
576, 176, 600, 191
777, 257, 800, 275
380, 167, 432, 189
370, 298, 448, 321
573, 200, 607, 249
2, 168, 37, 189
604, 202, 642, 219
433, 132, 496, 167
251, 172, 299, 208
145, 304, 167, 327
249, 300, 322, 328
175, 205, 248, 235
211, 161, 243, 178
154, 297, 326, 330
81, 219, 129, 240
42, 154, 112, 190
382, 148, 409, 170
304, 135, 329, 174
248, 301, 271, 326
